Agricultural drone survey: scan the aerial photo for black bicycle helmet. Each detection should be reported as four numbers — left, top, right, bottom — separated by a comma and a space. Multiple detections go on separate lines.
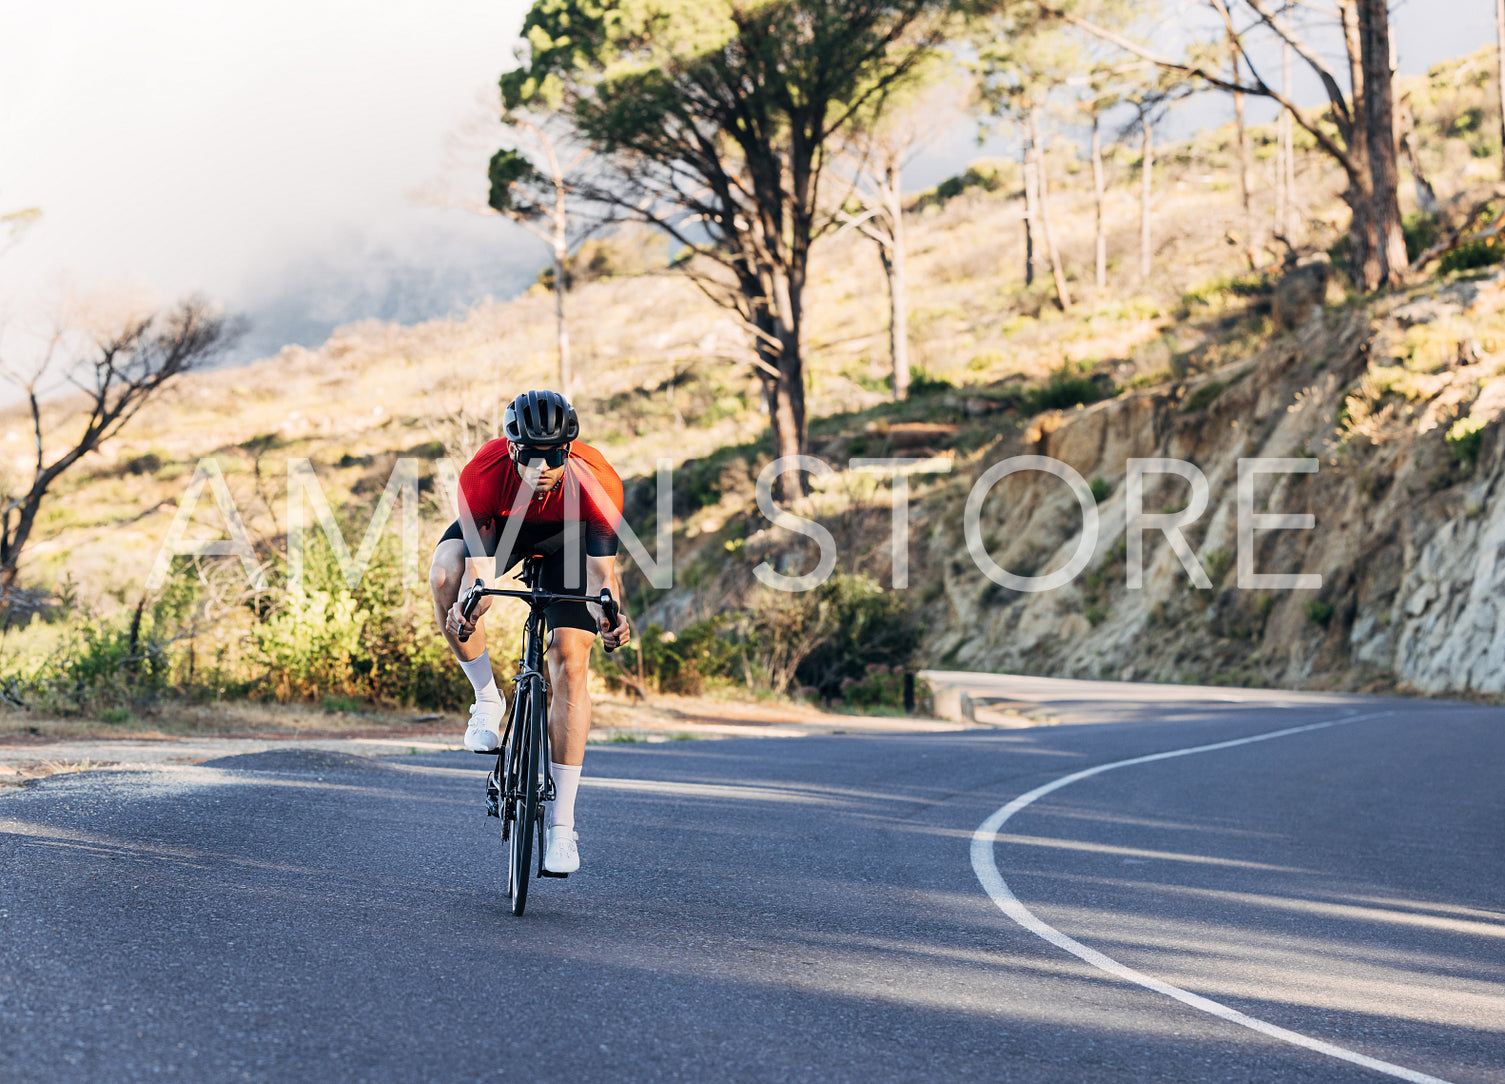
503, 389, 579, 445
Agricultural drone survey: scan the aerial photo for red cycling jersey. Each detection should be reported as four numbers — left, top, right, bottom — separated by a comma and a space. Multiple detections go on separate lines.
457, 438, 624, 557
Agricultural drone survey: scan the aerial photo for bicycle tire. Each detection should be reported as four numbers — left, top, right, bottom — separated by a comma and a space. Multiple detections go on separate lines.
508, 678, 544, 916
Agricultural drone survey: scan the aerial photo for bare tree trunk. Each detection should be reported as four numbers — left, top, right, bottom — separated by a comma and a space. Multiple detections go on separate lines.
1139, 113, 1154, 282
1032, 106, 1072, 311
1339, 0, 1381, 289
1022, 142, 1040, 287
1497, 0, 1505, 181
1279, 11, 1296, 241
880, 163, 911, 400
1358, 0, 1408, 284
761, 265, 807, 502
1231, 38, 1259, 269
552, 191, 573, 394
1092, 115, 1107, 288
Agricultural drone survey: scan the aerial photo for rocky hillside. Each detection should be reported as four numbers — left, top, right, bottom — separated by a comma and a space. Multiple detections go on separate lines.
924, 272, 1505, 694
629, 263, 1505, 696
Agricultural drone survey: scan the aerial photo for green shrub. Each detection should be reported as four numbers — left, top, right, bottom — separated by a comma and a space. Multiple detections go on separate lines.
1203, 548, 1233, 586
246, 530, 473, 709
1440, 237, 1505, 274
602, 574, 919, 705
1447, 416, 1490, 470
1180, 272, 1271, 310
789, 574, 920, 701
1182, 380, 1226, 412
1023, 369, 1112, 414
1089, 477, 1112, 503
608, 616, 746, 696
907, 368, 955, 396
839, 663, 906, 709
1305, 599, 1335, 627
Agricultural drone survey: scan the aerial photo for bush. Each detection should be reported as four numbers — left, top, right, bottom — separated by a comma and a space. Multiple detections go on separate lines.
907, 368, 956, 396
787, 574, 920, 701
840, 664, 906, 709
248, 532, 475, 709
600, 574, 920, 707
1182, 380, 1226, 413
1447, 415, 1489, 470
1305, 599, 1335, 627
609, 617, 746, 696
1023, 369, 1113, 414
1439, 237, 1505, 275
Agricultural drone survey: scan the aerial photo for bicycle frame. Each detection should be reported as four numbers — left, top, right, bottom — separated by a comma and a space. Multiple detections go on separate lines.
464, 555, 621, 907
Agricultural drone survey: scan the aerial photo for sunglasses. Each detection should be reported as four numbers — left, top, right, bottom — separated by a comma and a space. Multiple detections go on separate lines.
513, 443, 571, 469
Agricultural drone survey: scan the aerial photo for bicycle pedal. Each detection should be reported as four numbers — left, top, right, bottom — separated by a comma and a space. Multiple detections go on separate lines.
537, 869, 569, 879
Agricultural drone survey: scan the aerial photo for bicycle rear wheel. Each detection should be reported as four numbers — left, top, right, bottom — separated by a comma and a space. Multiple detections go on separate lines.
507, 677, 544, 916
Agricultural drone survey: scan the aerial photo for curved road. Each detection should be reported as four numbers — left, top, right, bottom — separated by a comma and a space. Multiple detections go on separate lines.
1, 684, 1501, 1081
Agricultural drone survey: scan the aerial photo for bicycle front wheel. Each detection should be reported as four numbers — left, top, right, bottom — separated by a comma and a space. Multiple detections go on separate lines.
507, 678, 544, 916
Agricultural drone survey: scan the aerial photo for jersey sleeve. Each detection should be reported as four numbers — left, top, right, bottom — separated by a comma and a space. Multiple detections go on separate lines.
574, 446, 624, 558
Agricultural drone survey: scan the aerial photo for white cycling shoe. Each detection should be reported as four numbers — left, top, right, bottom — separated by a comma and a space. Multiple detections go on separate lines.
462, 697, 506, 752
543, 825, 579, 874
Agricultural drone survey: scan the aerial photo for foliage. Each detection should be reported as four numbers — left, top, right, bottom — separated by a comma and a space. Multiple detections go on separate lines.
1446, 416, 1490, 470
1439, 236, 1505, 275
1182, 380, 1226, 412
500, 0, 956, 475
1304, 599, 1335, 627
247, 532, 475, 709
1022, 368, 1113, 413
0, 574, 201, 715
907, 368, 957, 396
1179, 272, 1271, 311
782, 573, 920, 700
614, 617, 746, 696
914, 160, 1013, 210
598, 574, 918, 705
839, 663, 907, 709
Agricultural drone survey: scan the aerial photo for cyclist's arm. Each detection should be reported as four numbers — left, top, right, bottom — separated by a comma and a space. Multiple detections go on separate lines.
584, 555, 630, 648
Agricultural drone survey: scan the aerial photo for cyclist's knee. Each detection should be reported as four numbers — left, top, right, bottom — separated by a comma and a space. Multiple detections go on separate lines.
550, 629, 593, 684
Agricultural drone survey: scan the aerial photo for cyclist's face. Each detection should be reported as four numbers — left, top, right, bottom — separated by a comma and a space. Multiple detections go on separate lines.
512, 444, 569, 491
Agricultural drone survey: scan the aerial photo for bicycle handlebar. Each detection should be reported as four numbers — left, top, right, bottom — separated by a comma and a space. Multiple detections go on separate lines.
458, 578, 624, 653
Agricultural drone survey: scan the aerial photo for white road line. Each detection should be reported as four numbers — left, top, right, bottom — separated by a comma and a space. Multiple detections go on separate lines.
970, 710, 1458, 1084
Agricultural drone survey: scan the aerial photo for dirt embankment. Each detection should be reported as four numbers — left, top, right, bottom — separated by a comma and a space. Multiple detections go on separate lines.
920, 274, 1505, 694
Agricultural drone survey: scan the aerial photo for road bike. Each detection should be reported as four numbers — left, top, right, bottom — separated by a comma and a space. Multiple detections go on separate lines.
458, 555, 619, 916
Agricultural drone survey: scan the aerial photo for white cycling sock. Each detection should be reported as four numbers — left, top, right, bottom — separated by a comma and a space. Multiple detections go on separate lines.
547, 762, 581, 829
459, 651, 503, 705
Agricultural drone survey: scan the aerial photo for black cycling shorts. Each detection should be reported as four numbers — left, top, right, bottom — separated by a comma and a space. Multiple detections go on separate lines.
438, 520, 598, 635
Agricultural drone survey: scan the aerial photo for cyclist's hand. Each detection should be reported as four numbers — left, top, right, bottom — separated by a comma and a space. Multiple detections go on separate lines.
598, 610, 631, 651
446, 594, 489, 640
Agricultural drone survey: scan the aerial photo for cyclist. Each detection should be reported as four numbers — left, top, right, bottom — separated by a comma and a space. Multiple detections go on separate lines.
428, 389, 632, 875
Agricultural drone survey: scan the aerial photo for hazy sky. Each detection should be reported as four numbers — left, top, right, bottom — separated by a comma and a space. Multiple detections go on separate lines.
0, 0, 1495, 365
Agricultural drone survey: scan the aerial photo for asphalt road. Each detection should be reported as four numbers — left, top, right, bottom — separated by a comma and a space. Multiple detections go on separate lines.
1, 684, 1501, 1082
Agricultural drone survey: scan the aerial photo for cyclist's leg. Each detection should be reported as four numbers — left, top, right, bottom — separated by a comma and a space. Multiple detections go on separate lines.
538, 541, 595, 836
544, 626, 592, 836
429, 528, 485, 659
545, 626, 595, 767
432, 524, 508, 749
